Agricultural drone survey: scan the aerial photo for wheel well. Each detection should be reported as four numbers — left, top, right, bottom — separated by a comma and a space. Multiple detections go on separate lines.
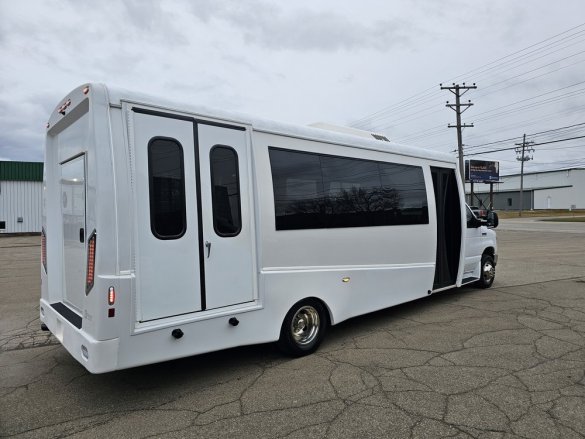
483, 247, 495, 258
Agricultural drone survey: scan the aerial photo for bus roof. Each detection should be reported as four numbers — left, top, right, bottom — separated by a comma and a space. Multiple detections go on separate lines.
97, 83, 456, 164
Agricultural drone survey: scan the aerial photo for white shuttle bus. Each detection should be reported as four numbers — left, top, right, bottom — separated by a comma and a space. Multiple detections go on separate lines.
40, 84, 498, 373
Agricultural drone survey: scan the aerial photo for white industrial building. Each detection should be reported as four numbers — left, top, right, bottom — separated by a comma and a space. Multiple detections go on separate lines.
466, 167, 585, 211
0, 161, 43, 234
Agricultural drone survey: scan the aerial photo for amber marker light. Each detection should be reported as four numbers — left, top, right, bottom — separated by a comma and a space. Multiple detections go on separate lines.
108, 286, 116, 306
41, 228, 47, 273
86, 231, 97, 294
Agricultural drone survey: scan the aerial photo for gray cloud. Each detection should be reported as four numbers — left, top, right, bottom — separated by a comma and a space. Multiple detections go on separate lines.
186, 1, 414, 52
0, 0, 584, 174
240, 12, 411, 52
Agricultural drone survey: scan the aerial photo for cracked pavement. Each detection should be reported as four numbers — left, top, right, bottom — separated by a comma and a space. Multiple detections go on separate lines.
1, 220, 584, 438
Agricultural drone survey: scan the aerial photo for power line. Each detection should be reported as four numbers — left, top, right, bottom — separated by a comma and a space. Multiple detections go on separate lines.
402, 89, 585, 145
465, 122, 585, 150
474, 50, 585, 99
464, 135, 585, 157
350, 22, 585, 129
448, 23, 585, 82
359, 52, 585, 133
538, 143, 585, 151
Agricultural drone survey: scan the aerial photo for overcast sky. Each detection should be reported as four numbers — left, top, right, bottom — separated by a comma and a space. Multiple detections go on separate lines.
1, 0, 584, 175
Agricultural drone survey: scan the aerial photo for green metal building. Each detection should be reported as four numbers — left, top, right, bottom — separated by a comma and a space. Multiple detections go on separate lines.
0, 161, 44, 233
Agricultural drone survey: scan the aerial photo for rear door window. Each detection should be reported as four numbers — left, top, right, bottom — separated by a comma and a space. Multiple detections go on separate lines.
210, 146, 242, 236
148, 137, 187, 239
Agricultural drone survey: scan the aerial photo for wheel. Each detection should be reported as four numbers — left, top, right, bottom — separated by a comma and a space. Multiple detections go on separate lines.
278, 299, 328, 357
476, 254, 495, 289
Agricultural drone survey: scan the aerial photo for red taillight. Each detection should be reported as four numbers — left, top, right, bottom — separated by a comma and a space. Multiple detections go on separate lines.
86, 230, 97, 294
41, 228, 47, 273
108, 286, 115, 305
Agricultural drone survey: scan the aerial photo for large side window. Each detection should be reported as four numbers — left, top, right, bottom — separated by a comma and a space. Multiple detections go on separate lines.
269, 148, 325, 230
268, 147, 428, 230
148, 137, 186, 239
210, 146, 242, 236
321, 156, 383, 228
379, 162, 428, 225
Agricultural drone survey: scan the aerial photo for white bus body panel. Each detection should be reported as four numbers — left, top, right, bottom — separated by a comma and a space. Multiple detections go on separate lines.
254, 131, 437, 323
40, 83, 494, 373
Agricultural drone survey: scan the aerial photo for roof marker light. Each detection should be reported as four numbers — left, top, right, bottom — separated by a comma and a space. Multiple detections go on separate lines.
83, 86, 90, 95
58, 99, 72, 115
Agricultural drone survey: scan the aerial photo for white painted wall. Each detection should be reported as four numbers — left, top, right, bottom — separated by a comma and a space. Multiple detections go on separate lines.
466, 169, 585, 209
0, 180, 43, 233
534, 187, 574, 209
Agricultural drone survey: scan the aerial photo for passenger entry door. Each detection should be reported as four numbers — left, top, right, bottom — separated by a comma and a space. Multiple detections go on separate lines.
431, 167, 462, 290
131, 110, 202, 321
198, 124, 255, 309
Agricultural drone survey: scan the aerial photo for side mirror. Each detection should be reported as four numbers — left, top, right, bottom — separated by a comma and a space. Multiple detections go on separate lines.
467, 215, 484, 228
487, 211, 499, 229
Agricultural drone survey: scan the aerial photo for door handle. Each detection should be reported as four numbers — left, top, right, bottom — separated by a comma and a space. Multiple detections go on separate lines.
79, 228, 85, 243
205, 241, 211, 258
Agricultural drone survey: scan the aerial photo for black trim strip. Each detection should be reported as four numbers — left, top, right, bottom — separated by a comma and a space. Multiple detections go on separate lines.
195, 119, 246, 131
51, 302, 82, 329
461, 277, 478, 285
132, 107, 193, 122
132, 107, 246, 131
193, 123, 207, 311
59, 152, 85, 166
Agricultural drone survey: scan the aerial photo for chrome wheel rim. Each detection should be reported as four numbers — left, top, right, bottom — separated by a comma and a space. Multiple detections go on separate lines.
482, 261, 495, 283
291, 306, 320, 346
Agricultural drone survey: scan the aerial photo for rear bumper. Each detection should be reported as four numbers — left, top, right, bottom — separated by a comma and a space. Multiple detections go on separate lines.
40, 299, 119, 373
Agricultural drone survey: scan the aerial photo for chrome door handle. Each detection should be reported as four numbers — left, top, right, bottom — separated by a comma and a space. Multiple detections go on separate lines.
205, 241, 211, 258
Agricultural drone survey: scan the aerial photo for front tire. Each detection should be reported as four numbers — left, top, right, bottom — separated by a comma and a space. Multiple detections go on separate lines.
278, 299, 328, 357
476, 254, 495, 289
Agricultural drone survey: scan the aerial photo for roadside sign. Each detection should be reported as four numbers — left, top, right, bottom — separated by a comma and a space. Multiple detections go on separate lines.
465, 160, 499, 183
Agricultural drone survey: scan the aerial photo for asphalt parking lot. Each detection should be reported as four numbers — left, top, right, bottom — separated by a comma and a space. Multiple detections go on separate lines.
1, 218, 584, 438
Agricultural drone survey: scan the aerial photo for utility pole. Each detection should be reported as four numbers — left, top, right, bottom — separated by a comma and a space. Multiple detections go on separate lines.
515, 134, 535, 217
440, 82, 477, 186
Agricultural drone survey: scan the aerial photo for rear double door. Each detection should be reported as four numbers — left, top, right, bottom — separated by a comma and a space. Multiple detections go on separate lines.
131, 109, 254, 321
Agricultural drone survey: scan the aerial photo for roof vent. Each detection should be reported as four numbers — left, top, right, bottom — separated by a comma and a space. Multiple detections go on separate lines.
309, 123, 390, 142
371, 133, 389, 142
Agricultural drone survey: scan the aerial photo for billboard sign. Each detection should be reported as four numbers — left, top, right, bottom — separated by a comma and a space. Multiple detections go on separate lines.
465, 160, 499, 183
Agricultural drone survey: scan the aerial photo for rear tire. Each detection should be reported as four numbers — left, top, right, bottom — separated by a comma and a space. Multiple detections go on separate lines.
476, 254, 495, 289
278, 299, 328, 357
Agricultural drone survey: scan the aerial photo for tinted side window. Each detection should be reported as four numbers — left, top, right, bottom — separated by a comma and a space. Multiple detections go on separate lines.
269, 148, 325, 230
269, 147, 429, 230
321, 156, 384, 228
148, 137, 186, 239
210, 146, 241, 236
379, 163, 428, 225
